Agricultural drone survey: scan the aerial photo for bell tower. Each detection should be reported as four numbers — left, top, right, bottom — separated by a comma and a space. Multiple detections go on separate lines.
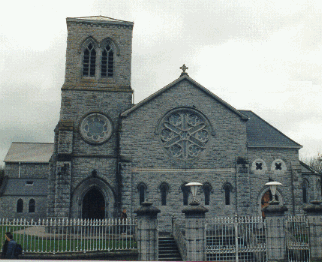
47, 16, 134, 219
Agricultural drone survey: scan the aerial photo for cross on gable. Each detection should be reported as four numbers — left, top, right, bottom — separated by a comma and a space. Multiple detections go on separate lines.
180, 64, 189, 77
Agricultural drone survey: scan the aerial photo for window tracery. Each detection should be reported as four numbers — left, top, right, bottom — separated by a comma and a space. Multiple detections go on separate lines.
82, 42, 96, 77
101, 44, 114, 77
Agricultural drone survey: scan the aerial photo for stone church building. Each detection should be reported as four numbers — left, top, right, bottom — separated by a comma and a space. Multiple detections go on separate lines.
0, 16, 320, 231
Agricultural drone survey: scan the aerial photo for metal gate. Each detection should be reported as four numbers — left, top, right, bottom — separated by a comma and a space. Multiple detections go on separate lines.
206, 216, 266, 262
286, 216, 310, 262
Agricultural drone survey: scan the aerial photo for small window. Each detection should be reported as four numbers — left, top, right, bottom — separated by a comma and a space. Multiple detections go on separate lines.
182, 186, 190, 206
29, 199, 35, 213
203, 183, 212, 206
302, 180, 309, 204
137, 183, 146, 205
17, 199, 23, 213
160, 183, 169, 206
26, 181, 34, 186
223, 183, 233, 206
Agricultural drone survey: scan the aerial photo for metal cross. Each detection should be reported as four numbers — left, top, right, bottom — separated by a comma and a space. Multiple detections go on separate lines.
180, 64, 188, 74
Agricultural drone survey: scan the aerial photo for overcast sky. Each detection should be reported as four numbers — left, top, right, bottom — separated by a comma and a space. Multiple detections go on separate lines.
0, 0, 321, 166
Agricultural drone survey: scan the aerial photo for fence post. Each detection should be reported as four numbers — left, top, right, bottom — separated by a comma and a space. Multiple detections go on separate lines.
262, 203, 288, 261
182, 201, 208, 261
134, 202, 160, 261
303, 200, 322, 261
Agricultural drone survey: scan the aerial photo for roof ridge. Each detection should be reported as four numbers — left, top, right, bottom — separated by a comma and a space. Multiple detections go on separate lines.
122, 75, 248, 120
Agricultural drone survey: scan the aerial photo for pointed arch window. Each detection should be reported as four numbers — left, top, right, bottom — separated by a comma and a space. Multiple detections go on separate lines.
101, 44, 114, 77
160, 183, 169, 206
223, 183, 233, 206
17, 199, 23, 213
29, 199, 35, 213
82, 42, 96, 77
302, 180, 309, 204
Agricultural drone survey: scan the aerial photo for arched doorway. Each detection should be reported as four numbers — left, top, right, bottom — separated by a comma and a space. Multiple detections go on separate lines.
82, 187, 105, 219
260, 190, 279, 218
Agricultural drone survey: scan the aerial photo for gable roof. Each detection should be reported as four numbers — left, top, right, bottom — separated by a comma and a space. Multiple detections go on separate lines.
4, 142, 54, 163
121, 75, 248, 120
67, 16, 133, 26
240, 110, 302, 149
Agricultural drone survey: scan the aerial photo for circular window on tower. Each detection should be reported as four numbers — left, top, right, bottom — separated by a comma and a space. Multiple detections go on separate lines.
80, 113, 112, 144
157, 107, 213, 160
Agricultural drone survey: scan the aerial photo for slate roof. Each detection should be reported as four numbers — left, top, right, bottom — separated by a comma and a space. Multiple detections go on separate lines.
300, 161, 320, 175
1, 178, 48, 196
4, 142, 54, 163
239, 110, 302, 149
122, 75, 248, 121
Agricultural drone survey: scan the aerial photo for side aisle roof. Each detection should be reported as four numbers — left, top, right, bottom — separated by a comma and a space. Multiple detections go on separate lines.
4, 142, 54, 163
240, 110, 302, 149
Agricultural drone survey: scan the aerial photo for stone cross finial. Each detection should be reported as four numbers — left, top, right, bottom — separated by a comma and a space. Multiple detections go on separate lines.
180, 64, 189, 77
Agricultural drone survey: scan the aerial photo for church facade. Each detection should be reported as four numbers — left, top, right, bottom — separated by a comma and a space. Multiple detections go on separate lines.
0, 16, 320, 231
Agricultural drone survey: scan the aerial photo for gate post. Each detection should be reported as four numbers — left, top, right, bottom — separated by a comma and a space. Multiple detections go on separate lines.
303, 200, 322, 261
182, 201, 208, 261
262, 203, 288, 261
134, 202, 160, 261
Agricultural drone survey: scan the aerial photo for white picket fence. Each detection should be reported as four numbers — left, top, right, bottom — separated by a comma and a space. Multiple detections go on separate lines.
0, 218, 137, 254
206, 216, 266, 262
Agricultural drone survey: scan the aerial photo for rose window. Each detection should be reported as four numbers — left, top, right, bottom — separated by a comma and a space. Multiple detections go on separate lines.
159, 109, 210, 160
80, 113, 112, 144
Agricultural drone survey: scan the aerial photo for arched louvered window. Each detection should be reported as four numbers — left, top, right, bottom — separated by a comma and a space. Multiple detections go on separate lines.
17, 199, 23, 213
101, 44, 114, 77
83, 42, 96, 77
29, 199, 35, 213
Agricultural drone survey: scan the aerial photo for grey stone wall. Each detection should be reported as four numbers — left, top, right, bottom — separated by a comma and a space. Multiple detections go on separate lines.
120, 79, 248, 230
64, 19, 133, 89
247, 147, 302, 215
48, 18, 134, 219
0, 195, 48, 219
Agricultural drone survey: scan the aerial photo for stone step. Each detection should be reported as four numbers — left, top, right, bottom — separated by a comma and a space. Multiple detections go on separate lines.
159, 236, 182, 261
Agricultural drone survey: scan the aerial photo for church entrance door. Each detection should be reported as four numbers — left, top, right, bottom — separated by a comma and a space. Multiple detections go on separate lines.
261, 190, 279, 218
82, 187, 105, 219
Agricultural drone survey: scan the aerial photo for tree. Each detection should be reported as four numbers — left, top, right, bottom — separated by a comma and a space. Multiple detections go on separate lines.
301, 153, 322, 174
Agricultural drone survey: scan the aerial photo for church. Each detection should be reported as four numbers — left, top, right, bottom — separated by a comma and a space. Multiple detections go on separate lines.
0, 16, 320, 231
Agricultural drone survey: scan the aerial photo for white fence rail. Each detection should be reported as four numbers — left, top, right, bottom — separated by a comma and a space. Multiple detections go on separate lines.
286, 215, 310, 262
206, 216, 266, 262
0, 218, 137, 254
